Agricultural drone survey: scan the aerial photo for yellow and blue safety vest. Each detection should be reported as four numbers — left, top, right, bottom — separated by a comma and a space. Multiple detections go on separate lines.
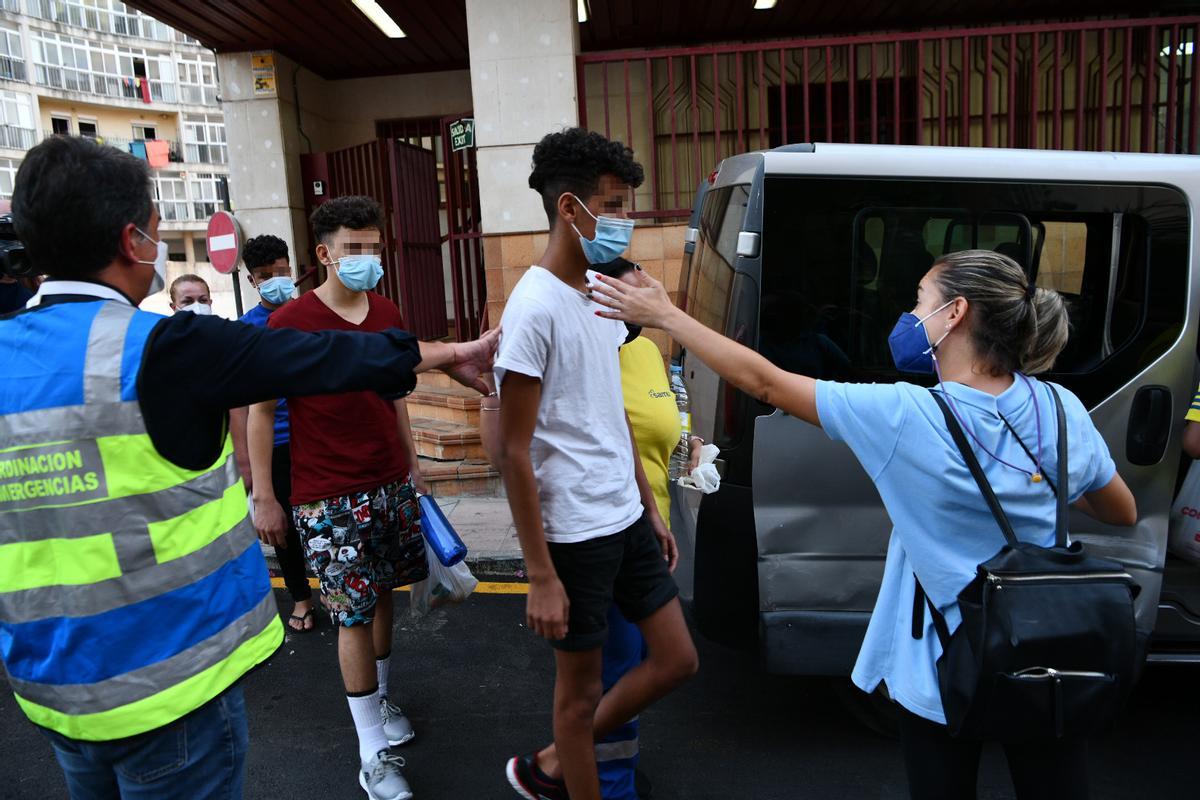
0, 299, 282, 741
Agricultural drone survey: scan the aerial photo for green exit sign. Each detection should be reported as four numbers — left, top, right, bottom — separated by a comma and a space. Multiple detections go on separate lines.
449, 118, 475, 151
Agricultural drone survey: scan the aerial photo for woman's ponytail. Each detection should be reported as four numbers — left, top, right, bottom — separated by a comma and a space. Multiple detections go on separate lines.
1020, 286, 1070, 375
933, 250, 1070, 376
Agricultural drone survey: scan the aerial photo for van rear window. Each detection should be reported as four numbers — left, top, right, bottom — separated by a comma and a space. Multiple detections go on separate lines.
685, 184, 750, 335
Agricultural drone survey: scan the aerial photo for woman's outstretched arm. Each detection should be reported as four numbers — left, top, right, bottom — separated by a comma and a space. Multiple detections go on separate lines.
590, 271, 821, 426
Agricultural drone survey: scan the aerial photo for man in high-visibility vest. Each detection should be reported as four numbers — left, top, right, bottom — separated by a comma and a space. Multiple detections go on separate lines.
0, 135, 496, 799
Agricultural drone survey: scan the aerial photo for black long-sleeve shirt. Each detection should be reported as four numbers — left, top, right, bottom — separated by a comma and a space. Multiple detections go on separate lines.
24, 293, 421, 470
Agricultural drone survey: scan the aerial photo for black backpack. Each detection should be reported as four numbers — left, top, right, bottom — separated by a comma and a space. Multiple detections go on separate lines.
913, 386, 1141, 740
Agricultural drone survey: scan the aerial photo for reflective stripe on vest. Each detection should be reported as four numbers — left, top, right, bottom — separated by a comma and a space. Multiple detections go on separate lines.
0, 301, 283, 741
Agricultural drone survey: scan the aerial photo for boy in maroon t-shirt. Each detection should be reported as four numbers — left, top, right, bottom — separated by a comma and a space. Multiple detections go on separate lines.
248, 196, 424, 800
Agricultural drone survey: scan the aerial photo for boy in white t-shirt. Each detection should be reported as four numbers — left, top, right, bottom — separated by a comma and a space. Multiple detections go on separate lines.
496, 129, 699, 800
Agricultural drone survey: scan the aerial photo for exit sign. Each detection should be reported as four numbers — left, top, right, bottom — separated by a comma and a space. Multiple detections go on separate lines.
449, 118, 475, 151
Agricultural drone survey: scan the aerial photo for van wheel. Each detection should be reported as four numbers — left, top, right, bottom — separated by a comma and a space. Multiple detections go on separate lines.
832, 680, 900, 739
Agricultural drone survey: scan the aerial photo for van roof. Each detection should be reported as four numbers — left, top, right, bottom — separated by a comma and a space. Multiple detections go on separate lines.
712, 143, 1200, 195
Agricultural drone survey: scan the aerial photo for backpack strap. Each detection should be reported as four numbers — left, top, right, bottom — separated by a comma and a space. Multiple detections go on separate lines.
930, 391, 1020, 548
1048, 384, 1069, 548
914, 385, 1071, 643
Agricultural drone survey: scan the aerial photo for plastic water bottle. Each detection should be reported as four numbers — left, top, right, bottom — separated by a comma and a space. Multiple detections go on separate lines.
668, 365, 691, 480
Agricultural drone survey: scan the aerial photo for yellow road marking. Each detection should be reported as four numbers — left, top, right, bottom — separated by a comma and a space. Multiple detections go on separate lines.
270, 576, 529, 595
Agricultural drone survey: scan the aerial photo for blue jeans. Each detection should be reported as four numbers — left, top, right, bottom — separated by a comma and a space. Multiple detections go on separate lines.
598, 605, 646, 800
39, 685, 249, 800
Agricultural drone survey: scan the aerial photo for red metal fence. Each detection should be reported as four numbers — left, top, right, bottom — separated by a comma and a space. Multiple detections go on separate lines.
578, 16, 1200, 221
301, 138, 449, 340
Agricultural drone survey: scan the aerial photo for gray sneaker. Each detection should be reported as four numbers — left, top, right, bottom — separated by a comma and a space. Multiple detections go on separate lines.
359, 750, 413, 800
380, 697, 415, 745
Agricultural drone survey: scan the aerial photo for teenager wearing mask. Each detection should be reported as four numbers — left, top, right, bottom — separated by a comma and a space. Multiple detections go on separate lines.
229, 234, 315, 632
590, 249, 1137, 799
249, 196, 428, 800
168, 273, 211, 314
497, 128, 698, 800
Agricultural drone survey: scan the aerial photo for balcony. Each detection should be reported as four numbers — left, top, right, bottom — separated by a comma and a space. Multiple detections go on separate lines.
29, 0, 176, 43
97, 135, 182, 162
0, 55, 26, 83
1, 0, 20, 12
179, 84, 219, 107
184, 142, 227, 165
154, 200, 221, 224
0, 125, 36, 150
34, 63, 177, 104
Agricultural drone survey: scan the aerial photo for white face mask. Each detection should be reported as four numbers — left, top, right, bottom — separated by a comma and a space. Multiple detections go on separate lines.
135, 226, 169, 294
179, 302, 212, 316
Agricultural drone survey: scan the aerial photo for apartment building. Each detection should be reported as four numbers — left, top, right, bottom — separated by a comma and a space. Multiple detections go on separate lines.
0, 0, 234, 316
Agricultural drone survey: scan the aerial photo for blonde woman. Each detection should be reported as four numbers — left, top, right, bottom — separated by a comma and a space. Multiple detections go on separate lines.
590, 250, 1136, 799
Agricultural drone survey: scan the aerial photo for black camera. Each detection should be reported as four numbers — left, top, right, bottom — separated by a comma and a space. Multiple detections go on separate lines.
0, 213, 31, 278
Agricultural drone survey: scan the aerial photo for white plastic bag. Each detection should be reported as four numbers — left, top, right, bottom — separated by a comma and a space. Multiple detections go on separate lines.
409, 549, 479, 616
1168, 460, 1200, 564
677, 443, 721, 494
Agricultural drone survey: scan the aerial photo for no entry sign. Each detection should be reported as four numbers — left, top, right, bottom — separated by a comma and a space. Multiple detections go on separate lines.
206, 211, 243, 274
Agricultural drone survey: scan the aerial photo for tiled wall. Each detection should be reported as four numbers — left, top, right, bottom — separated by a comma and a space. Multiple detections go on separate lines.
484, 222, 689, 358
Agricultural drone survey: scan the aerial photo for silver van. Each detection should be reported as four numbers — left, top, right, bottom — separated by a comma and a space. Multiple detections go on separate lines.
669, 143, 1200, 678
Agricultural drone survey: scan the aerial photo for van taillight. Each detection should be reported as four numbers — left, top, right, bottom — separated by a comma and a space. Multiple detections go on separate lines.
708, 169, 718, 185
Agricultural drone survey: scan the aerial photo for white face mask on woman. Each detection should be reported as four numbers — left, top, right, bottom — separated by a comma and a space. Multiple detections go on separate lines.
179, 303, 212, 316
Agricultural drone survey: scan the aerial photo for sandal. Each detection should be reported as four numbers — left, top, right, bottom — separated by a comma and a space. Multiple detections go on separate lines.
287, 608, 317, 633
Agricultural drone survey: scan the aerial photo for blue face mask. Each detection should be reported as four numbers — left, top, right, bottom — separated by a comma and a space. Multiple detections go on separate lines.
257, 276, 295, 305
887, 300, 954, 373
334, 255, 383, 292
571, 194, 634, 264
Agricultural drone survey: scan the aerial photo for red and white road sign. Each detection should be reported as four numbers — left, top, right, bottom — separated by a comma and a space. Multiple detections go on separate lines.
206, 211, 243, 274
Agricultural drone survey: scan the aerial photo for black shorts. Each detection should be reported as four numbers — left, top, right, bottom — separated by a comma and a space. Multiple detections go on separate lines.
546, 514, 679, 651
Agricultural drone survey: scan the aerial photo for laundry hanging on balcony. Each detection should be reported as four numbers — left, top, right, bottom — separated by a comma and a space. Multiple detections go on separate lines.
128, 141, 148, 161
132, 76, 152, 104
145, 139, 170, 168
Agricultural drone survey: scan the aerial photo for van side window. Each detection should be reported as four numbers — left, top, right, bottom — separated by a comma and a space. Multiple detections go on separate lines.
759, 177, 1188, 408
1036, 221, 1087, 295
686, 184, 750, 335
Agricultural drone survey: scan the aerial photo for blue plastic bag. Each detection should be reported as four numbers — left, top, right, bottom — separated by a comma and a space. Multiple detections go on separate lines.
418, 493, 467, 567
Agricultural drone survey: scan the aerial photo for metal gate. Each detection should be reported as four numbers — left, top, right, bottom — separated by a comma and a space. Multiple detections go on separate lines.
300, 138, 448, 340
441, 114, 487, 341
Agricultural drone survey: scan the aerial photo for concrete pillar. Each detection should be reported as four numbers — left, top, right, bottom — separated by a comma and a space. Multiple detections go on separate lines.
183, 230, 196, 263
465, 0, 579, 236
215, 50, 308, 283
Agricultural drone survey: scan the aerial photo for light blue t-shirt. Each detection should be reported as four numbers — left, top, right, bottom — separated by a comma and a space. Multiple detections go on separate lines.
815, 376, 1117, 724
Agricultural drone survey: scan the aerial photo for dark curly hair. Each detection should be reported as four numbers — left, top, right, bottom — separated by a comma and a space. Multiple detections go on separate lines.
242, 234, 289, 271
528, 128, 644, 226
310, 195, 383, 244
13, 135, 152, 279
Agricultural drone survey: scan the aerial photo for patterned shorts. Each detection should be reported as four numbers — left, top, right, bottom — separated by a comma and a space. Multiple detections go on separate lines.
293, 478, 428, 627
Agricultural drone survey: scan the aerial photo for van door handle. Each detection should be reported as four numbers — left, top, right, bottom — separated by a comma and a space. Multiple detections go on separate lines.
1126, 385, 1172, 466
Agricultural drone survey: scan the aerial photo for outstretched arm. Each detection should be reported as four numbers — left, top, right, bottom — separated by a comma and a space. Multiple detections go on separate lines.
590, 271, 821, 426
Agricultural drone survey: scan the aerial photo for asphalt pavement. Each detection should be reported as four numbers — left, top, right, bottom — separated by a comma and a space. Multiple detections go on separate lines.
2, 588, 1198, 799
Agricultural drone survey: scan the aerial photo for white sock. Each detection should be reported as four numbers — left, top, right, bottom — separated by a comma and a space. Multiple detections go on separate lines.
347, 688, 390, 765
376, 653, 391, 700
